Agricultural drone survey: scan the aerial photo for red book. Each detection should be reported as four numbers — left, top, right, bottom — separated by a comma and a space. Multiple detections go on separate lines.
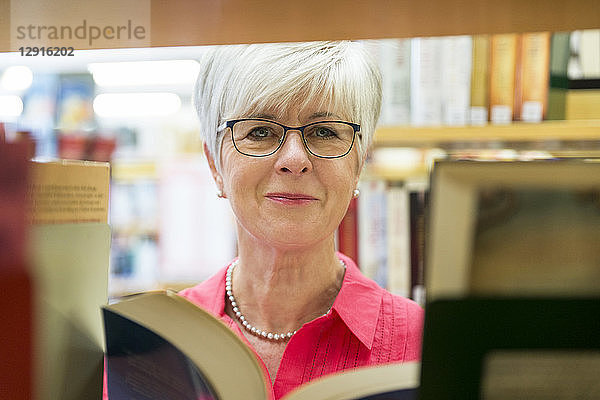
337, 197, 359, 264
0, 140, 30, 268
0, 141, 32, 399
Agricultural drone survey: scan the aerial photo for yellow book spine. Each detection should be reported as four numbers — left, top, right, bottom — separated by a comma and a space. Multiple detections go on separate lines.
516, 32, 551, 122
489, 33, 518, 124
470, 34, 490, 124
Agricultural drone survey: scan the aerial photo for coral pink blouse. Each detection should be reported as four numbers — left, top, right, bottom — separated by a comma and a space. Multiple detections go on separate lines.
179, 252, 423, 399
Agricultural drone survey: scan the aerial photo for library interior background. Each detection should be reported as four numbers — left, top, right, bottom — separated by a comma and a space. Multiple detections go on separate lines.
1, 3, 600, 397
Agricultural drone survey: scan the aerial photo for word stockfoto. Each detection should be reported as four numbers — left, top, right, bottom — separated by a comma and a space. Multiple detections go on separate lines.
15, 20, 146, 46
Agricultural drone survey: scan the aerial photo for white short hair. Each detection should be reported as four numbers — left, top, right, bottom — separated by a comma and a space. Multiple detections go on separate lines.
194, 41, 382, 170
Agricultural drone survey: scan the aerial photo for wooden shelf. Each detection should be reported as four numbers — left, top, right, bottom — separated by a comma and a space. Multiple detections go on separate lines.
362, 165, 429, 182
111, 161, 157, 182
1, 0, 599, 52
373, 120, 600, 147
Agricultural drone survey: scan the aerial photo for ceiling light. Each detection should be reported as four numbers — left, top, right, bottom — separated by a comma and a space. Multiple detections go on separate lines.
0, 95, 24, 118
88, 60, 200, 87
93, 93, 181, 117
1, 66, 33, 91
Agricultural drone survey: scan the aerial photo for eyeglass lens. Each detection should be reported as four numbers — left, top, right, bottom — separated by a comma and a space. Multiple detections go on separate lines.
231, 120, 354, 157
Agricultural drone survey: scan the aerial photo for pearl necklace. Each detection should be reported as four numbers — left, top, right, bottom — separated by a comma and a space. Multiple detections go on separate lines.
226, 259, 346, 341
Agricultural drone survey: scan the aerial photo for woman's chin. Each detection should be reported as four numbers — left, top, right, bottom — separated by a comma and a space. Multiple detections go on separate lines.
257, 228, 331, 249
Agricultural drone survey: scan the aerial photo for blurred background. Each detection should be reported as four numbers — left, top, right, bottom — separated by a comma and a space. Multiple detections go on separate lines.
1, 29, 598, 299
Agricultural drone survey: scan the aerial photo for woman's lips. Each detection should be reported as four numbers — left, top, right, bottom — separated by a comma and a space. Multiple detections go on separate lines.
265, 192, 317, 205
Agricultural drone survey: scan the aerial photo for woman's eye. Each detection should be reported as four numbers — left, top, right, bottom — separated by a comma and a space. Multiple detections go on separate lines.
314, 127, 337, 138
248, 127, 272, 139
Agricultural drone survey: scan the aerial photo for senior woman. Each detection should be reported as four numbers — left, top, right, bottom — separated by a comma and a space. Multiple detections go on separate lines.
179, 41, 423, 399
102, 41, 423, 400
181, 42, 423, 398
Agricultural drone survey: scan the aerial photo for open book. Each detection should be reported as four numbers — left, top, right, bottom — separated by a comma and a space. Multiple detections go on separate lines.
103, 290, 419, 400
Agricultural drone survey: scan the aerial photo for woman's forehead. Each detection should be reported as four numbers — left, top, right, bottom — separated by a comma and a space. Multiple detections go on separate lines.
235, 96, 353, 123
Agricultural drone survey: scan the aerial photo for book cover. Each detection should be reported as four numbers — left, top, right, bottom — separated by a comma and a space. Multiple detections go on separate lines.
337, 197, 359, 264
104, 291, 420, 400
441, 36, 473, 126
489, 34, 518, 124
28, 160, 110, 224
30, 222, 110, 400
514, 32, 551, 122
470, 35, 490, 125
0, 141, 33, 399
410, 37, 443, 126
26, 157, 111, 400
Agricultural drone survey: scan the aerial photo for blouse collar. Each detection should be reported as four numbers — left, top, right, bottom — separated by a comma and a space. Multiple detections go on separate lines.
186, 252, 383, 350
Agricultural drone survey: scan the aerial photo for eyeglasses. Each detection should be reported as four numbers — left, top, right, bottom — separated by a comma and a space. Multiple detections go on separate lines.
221, 118, 360, 159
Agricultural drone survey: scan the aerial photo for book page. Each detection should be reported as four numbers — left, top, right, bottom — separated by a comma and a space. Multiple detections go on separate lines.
482, 350, 600, 399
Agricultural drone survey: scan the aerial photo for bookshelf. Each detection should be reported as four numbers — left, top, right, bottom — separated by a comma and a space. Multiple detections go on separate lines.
373, 120, 600, 147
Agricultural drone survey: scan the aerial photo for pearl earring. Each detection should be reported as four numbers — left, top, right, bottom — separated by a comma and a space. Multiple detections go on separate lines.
352, 189, 360, 198
217, 189, 225, 198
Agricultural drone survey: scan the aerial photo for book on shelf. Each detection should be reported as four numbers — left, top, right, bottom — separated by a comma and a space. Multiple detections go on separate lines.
354, 169, 430, 304
103, 290, 420, 400
408, 182, 428, 307
410, 37, 443, 126
364, 33, 596, 129
358, 179, 388, 288
577, 29, 600, 79
489, 33, 518, 124
378, 38, 411, 126
337, 197, 359, 265
440, 35, 473, 126
547, 31, 571, 120
514, 32, 551, 122
27, 159, 111, 400
469, 34, 490, 125
386, 182, 411, 298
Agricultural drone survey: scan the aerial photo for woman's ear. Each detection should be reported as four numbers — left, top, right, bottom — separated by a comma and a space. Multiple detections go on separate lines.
204, 143, 224, 193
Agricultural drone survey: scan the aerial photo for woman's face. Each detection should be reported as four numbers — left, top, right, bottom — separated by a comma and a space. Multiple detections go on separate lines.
208, 105, 363, 250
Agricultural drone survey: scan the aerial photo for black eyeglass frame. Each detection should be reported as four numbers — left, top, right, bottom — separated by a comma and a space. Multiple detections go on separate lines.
223, 118, 361, 159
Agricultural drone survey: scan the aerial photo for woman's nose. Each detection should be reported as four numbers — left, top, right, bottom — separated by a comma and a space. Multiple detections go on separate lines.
274, 130, 313, 175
